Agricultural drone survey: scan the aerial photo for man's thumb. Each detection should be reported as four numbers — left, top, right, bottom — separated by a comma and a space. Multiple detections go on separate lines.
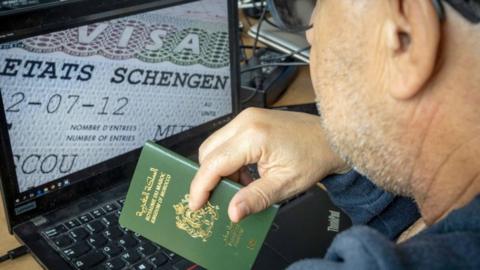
227, 177, 281, 223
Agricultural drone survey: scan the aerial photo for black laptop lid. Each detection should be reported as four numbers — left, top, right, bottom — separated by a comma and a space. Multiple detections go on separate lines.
0, 0, 199, 43
0, 0, 240, 231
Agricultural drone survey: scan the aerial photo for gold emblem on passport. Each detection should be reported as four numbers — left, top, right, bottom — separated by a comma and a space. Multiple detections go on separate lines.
247, 239, 257, 250
173, 194, 220, 242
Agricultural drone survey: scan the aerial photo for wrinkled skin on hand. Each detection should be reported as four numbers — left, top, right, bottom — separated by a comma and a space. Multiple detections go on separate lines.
189, 108, 349, 222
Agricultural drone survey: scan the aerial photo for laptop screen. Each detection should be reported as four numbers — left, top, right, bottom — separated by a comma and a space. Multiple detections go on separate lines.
0, 0, 80, 13
0, 0, 236, 207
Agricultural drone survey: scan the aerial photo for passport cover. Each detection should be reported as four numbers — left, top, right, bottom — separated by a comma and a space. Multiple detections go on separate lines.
119, 141, 279, 270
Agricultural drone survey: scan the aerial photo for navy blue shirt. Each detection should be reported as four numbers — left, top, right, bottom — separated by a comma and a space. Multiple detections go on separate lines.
288, 171, 480, 270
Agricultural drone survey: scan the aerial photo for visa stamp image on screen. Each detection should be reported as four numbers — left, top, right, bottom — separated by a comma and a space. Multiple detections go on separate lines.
0, 0, 232, 192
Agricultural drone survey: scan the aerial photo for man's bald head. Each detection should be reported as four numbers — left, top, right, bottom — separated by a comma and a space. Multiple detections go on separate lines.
307, 0, 480, 204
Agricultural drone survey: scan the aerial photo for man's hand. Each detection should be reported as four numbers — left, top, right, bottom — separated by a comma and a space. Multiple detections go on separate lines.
188, 108, 348, 222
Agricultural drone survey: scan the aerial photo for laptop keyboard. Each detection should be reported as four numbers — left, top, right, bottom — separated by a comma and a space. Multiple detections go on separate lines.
42, 198, 204, 270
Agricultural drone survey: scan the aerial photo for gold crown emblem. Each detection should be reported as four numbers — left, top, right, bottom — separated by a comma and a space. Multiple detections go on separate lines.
173, 194, 220, 242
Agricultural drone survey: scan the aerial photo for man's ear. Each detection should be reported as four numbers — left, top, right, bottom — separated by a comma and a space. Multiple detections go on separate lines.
385, 0, 441, 100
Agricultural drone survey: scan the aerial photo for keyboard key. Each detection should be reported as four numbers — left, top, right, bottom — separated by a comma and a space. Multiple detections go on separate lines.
102, 243, 123, 257
172, 259, 197, 270
53, 235, 73, 248
163, 248, 178, 260
44, 229, 60, 238
70, 227, 89, 240
118, 235, 138, 248
91, 208, 106, 218
87, 220, 106, 234
63, 241, 91, 259
134, 261, 153, 270
119, 225, 129, 232
87, 234, 108, 248
117, 199, 125, 207
121, 250, 141, 264
103, 203, 118, 212
44, 224, 67, 238
79, 213, 94, 224
105, 258, 126, 270
137, 235, 150, 243
72, 251, 106, 270
101, 214, 118, 227
137, 243, 157, 256
65, 219, 81, 229
56, 224, 67, 232
104, 226, 123, 239
149, 253, 168, 267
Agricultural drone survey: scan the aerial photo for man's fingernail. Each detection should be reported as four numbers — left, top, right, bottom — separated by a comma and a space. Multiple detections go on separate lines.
189, 200, 196, 210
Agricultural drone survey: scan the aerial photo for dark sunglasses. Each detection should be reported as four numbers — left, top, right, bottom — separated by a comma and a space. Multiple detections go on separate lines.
267, 0, 480, 32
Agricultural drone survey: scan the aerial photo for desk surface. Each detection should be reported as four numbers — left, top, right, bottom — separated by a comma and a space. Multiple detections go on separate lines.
0, 13, 315, 270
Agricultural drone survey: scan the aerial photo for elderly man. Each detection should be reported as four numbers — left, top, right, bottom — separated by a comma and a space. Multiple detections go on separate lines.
189, 0, 479, 269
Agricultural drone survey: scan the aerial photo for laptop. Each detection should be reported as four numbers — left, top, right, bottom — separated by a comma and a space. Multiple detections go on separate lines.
247, 22, 310, 63
0, 1, 350, 269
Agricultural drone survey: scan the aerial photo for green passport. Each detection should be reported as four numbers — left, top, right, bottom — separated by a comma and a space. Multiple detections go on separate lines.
119, 141, 279, 270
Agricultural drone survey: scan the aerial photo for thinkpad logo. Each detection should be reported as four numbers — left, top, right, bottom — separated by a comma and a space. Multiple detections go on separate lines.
327, 210, 340, 232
